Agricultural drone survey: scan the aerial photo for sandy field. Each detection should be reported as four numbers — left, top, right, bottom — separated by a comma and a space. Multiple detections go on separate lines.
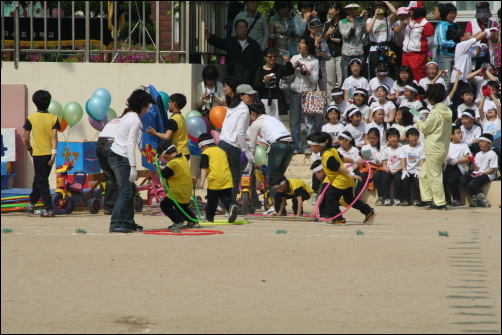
1, 201, 500, 334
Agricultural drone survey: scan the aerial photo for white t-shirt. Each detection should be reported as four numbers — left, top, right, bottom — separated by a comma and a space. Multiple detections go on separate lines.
473, 76, 499, 104
344, 122, 367, 147
110, 111, 142, 166
457, 103, 480, 120
392, 80, 418, 106
346, 103, 371, 122
99, 117, 121, 138
369, 100, 395, 121
451, 37, 477, 83
368, 77, 395, 101
338, 146, 361, 171
342, 76, 370, 102
445, 142, 471, 174
399, 144, 425, 174
335, 100, 349, 122
365, 121, 387, 145
481, 117, 501, 138
368, 15, 394, 52
360, 144, 383, 164
381, 145, 403, 172
418, 76, 446, 91
461, 124, 482, 145
399, 99, 424, 114
474, 150, 499, 181
321, 123, 345, 144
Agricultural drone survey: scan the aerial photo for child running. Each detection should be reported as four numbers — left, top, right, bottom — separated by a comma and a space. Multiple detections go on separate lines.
157, 140, 199, 230
198, 133, 239, 223
307, 132, 377, 225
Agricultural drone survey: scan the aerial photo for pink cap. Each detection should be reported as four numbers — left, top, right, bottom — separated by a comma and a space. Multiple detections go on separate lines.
396, 7, 410, 15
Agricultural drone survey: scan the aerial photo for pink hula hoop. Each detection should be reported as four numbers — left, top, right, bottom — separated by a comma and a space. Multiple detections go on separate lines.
314, 160, 372, 222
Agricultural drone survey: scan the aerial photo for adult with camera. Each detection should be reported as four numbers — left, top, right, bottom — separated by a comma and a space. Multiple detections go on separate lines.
254, 48, 295, 120
196, 65, 225, 118
339, 1, 367, 82
365, 1, 397, 80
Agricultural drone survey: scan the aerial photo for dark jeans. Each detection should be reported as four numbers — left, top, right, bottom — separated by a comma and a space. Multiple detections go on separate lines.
355, 170, 384, 199
29, 155, 54, 210
382, 171, 401, 200
267, 141, 294, 197
205, 188, 236, 221
460, 172, 491, 196
324, 185, 372, 220
96, 138, 117, 212
160, 196, 196, 224
318, 182, 329, 217
400, 172, 421, 202
443, 165, 463, 202
108, 152, 135, 230
274, 189, 311, 215
218, 140, 242, 201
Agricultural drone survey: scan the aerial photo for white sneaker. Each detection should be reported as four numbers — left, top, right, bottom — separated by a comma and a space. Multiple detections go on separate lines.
394, 199, 401, 206
264, 205, 276, 215
311, 193, 318, 205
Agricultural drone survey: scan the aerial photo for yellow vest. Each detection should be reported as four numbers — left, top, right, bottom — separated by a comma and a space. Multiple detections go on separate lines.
170, 113, 190, 156
321, 148, 354, 190
202, 145, 233, 190
27, 111, 58, 156
283, 178, 313, 197
165, 155, 192, 204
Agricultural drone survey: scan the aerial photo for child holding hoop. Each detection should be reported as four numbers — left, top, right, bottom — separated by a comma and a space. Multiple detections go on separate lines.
307, 132, 377, 225
157, 140, 199, 230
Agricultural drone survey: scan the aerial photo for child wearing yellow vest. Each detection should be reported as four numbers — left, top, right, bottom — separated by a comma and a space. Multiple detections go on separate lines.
157, 141, 198, 230
146, 93, 190, 160
198, 133, 239, 223
307, 132, 378, 225
269, 175, 313, 217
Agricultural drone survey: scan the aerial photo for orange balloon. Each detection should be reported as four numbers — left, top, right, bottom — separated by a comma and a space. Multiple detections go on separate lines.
58, 117, 68, 132
209, 106, 227, 129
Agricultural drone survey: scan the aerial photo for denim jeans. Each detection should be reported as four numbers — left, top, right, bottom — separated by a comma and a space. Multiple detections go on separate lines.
305, 114, 323, 137
289, 90, 302, 152
437, 53, 454, 89
96, 138, 117, 213
29, 155, 54, 210
267, 141, 294, 197
218, 140, 242, 201
108, 152, 135, 230
341, 54, 365, 84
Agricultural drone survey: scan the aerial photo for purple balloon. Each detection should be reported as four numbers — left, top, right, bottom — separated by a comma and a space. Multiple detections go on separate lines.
241, 151, 248, 166
200, 116, 212, 133
89, 115, 107, 131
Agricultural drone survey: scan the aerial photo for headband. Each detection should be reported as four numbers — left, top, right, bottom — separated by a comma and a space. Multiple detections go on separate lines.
377, 72, 389, 76
198, 139, 215, 148
462, 111, 475, 119
326, 106, 340, 113
353, 90, 367, 96
479, 136, 493, 143
307, 140, 327, 147
376, 84, 389, 93
271, 180, 287, 189
331, 92, 344, 96
348, 108, 361, 118
372, 106, 384, 113
426, 61, 439, 68
349, 58, 362, 66
405, 85, 418, 93
160, 144, 176, 156
311, 165, 324, 173
339, 133, 353, 141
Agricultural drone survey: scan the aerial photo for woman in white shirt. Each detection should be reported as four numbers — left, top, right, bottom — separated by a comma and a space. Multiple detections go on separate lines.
108, 89, 156, 233
195, 65, 225, 118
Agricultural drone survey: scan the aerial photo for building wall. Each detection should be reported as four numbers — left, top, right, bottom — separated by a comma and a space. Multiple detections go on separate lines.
1, 61, 226, 189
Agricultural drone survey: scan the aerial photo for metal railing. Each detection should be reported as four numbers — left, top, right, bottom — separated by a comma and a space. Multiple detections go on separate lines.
1, 1, 228, 67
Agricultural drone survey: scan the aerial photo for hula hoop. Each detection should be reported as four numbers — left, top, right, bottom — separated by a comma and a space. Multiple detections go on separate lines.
314, 160, 372, 222
154, 155, 200, 223
199, 220, 248, 225
143, 229, 223, 236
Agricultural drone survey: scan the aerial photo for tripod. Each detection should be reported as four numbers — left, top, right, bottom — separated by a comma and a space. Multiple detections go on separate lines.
111, 1, 165, 63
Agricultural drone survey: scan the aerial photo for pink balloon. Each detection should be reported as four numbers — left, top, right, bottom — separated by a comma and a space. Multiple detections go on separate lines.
89, 115, 107, 131
211, 130, 220, 145
200, 116, 211, 133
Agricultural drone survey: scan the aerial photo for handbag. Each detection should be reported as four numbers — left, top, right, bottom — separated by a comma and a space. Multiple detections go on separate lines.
301, 90, 327, 115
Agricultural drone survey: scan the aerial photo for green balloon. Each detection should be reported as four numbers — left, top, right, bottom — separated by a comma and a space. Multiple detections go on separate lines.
254, 145, 268, 166
185, 110, 202, 120
64, 102, 84, 127
159, 92, 169, 109
106, 108, 117, 122
48, 100, 64, 122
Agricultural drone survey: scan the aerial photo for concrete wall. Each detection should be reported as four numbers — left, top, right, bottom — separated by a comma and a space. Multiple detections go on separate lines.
1, 61, 226, 189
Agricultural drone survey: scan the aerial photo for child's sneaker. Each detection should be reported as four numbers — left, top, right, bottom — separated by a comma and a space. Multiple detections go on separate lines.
329, 218, 346, 226
40, 209, 55, 218
452, 199, 461, 207
363, 209, 378, 225
25, 203, 35, 214
476, 193, 491, 207
186, 220, 201, 228
413, 200, 421, 207
384, 199, 392, 206
311, 193, 318, 205
394, 199, 401, 206
375, 197, 384, 206
264, 205, 276, 215
401, 200, 409, 206
228, 204, 239, 223
469, 196, 479, 207
168, 221, 187, 230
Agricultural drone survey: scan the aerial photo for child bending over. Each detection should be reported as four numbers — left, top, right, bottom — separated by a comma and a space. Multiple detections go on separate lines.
269, 175, 313, 217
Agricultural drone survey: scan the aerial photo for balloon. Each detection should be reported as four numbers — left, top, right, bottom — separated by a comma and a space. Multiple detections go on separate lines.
92, 88, 111, 109
254, 145, 268, 166
186, 116, 207, 143
189, 139, 201, 157
106, 108, 117, 122
241, 151, 248, 166
185, 110, 201, 120
64, 102, 83, 127
159, 92, 169, 109
89, 116, 107, 131
210, 130, 220, 145
200, 116, 212, 133
209, 106, 227, 129
86, 96, 108, 121
58, 117, 68, 132
48, 100, 64, 122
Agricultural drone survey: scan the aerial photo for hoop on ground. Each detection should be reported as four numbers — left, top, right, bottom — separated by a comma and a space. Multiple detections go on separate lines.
143, 229, 224, 236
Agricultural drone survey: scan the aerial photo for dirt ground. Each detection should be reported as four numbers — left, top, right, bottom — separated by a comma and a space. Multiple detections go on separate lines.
1, 202, 501, 334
